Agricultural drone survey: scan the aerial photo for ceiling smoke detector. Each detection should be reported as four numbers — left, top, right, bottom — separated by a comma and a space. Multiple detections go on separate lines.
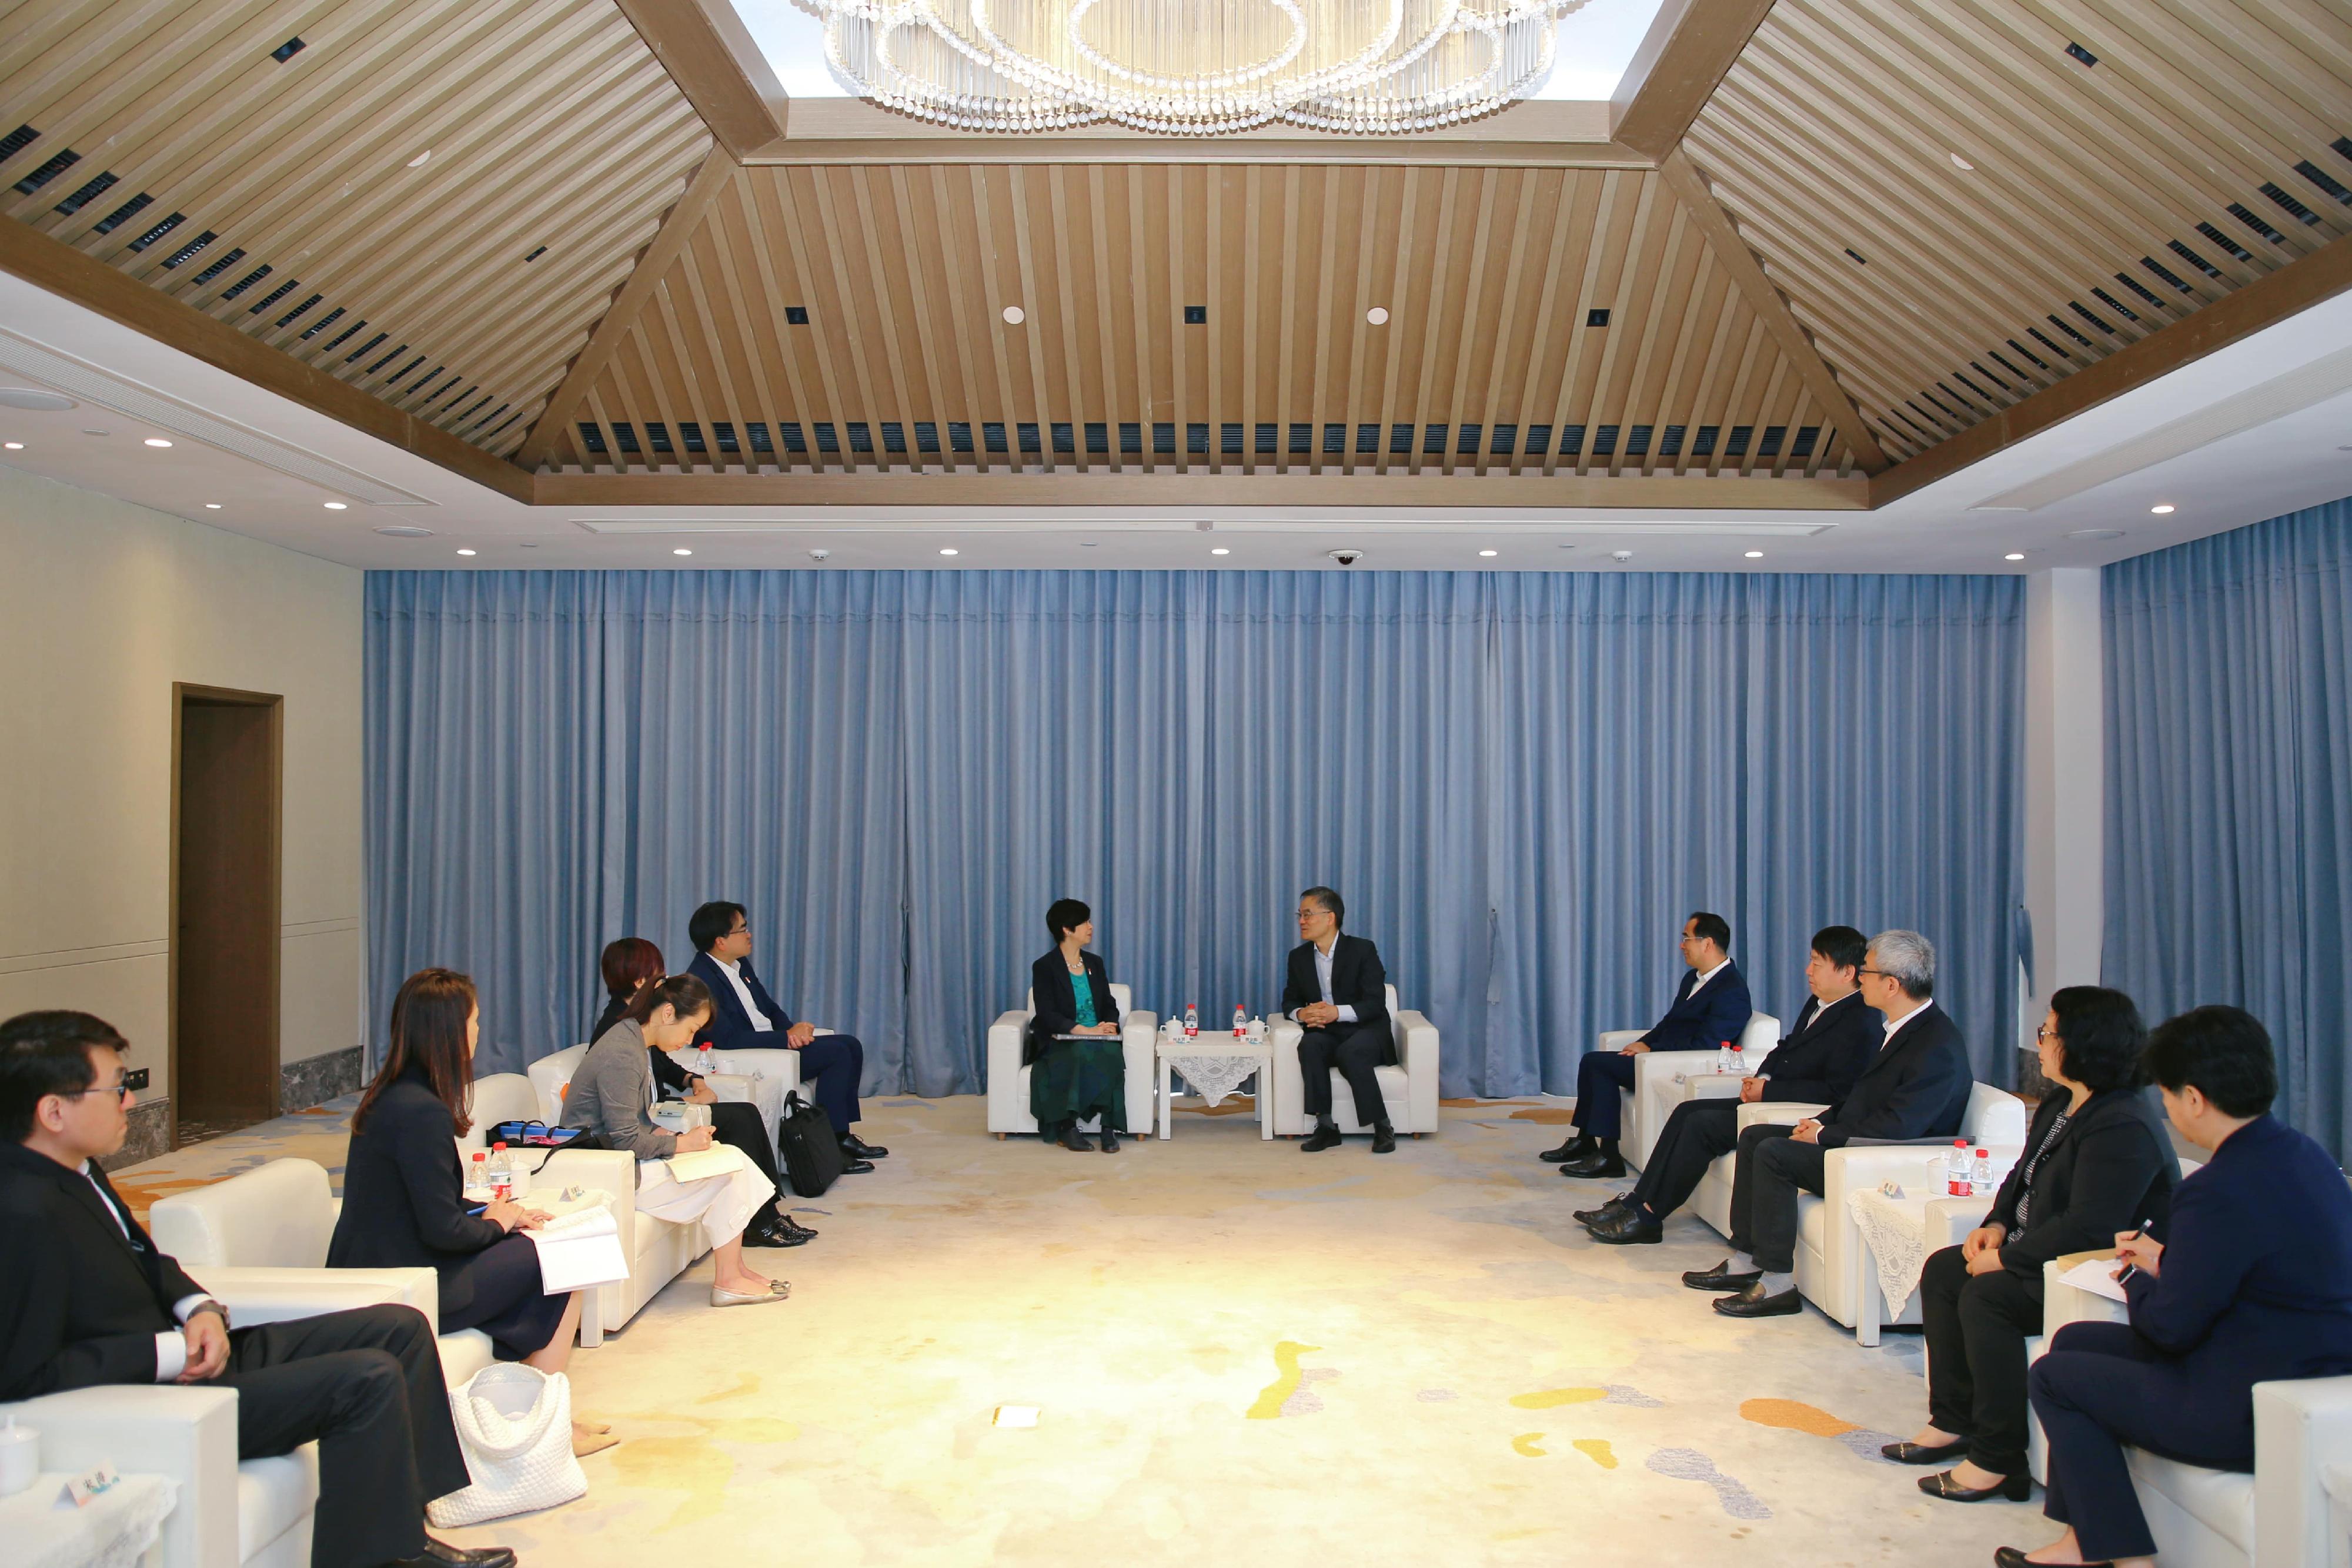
807, 548, 831, 560
373, 525, 435, 538
1610, 549, 1634, 563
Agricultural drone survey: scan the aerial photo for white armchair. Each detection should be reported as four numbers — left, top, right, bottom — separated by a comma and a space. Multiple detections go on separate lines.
2032, 1244, 2351, 1568
1621, 1011, 1782, 1171
1267, 985, 1441, 1136
986, 984, 1157, 1137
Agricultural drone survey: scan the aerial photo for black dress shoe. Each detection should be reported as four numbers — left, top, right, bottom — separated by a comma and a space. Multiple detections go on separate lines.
1920, 1470, 2034, 1503
1099, 1126, 1121, 1152
774, 1214, 818, 1239
840, 1133, 889, 1159
748, 1219, 813, 1248
1370, 1125, 1397, 1154
839, 1156, 877, 1174
1058, 1124, 1093, 1151
1539, 1135, 1596, 1164
397, 1539, 517, 1568
1588, 1211, 1662, 1245
1301, 1124, 1342, 1152
1712, 1282, 1803, 1317
1681, 1259, 1762, 1292
1559, 1151, 1627, 1179
1992, 1549, 2105, 1568
1572, 1196, 1631, 1226
1883, 1437, 1971, 1465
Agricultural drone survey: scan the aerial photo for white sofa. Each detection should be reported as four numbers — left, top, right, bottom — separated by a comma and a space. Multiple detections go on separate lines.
0, 1262, 444, 1567
1267, 985, 1441, 1136
2030, 1251, 2352, 1568
1613, 1010, 1783, 1171
466, 1071, 689, 1345
985, 984, 1157, 1138
1685, 1081, 2028, 1328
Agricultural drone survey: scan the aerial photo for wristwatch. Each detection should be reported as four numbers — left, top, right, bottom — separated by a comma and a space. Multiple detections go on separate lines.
188, 1299, 230, 1329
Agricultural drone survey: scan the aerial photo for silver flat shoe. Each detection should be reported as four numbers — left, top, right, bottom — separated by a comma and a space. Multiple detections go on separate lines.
710, 1281, 790, 1306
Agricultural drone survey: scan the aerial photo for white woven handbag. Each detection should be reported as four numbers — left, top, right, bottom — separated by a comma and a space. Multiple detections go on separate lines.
426, 1363, 587, 1527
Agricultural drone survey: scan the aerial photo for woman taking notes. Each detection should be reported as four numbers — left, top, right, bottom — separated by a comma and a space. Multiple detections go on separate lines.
562, 974, 788, 1306
330, 968, 609, 1453
1027, 898, 1128, 1153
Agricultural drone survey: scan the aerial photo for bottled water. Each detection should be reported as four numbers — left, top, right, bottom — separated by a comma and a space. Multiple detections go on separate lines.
1729, 1041, 1745, 1076
1184, 1003, 1198, 1038
1232, 1005, 1246, 1038
1972, 1146, 1993, 1198
1716, 1039, 1732, 1074
696, 1042, 714, 1079
466, 1151, 492, 1203
488, 1141, 516, 1202
1946, 1139, 1972, 1197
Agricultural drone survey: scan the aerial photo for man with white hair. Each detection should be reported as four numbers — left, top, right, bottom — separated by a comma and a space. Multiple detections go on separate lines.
1692, 929, 1973, 1319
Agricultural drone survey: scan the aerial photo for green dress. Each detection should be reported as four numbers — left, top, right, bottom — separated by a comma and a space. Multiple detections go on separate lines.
1031, 969, 1128, 1133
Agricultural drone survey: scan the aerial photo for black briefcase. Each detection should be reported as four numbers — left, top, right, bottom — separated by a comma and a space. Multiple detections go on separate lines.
775, 1090, 846, 1196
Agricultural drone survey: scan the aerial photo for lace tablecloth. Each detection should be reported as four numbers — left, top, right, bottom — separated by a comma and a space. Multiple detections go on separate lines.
1162, 1053, 1262, 1106
2, 1472, 178, 1568
1847, 1187, 1936, 1314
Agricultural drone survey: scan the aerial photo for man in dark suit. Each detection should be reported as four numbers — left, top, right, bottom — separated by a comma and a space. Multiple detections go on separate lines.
1549, 911, 1753, 1179
0, 1010, 513, 1568
1284, 886, 1396, 1155
1584, 924, 1879, 1245
1689, 928, 1973, 1318
686, 900, 886, 1165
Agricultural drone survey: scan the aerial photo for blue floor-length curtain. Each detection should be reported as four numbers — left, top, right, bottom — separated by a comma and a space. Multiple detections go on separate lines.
2105, 496, 2352, 1156
368, 568, 2023, 1096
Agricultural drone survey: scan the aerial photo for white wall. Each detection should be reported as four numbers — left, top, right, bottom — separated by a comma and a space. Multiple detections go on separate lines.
0, 464, 362, 1103
2022, 567, 2105, 1046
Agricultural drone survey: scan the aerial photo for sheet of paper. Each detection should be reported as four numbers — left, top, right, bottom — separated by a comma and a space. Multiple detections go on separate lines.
527, 1226, 630, 1292
2056, 1256, 2130, 1304
664, 1146, 742, 1184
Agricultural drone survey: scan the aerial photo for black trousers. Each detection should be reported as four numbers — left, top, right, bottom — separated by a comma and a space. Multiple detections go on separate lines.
2030, 1320, 2254, 1562
219, 1302, 468, 1568
1726, 1122, 1825, 1272
1628, 1098, 1745, 1218
1570, 1052, 1638, 1139
709, 1100, 784, 1228
1920, 1244, 2043, 1475
1298, 1024, 1389, 1127
439, 1232, 571, 1363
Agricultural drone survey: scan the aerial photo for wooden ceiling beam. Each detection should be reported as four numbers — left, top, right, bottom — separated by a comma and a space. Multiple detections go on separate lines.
514, 149, 737, 470
1870, 228, 2352, 507
0, 213, 534, 503
1611, 0, 1780, 163
1659, 148, 1889, 472
612, 0, 788, 158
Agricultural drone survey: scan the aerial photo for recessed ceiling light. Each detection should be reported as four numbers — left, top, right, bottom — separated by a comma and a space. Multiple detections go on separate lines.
82, 428, 109, 436
939, 547, 958, 556
2, 442, 20, 450
323, 501, 348, 510
374, 525, 435, 538
672, 547, 693, 556
1211, 547, 1230, 556
143, 437, 172, 447
1478, 549, 1498, 557
2149, 503, 2175, 514
2004, 553, 2026, 561
407, 150, 431, 168
456, 548, 476, 556
205, 502, 222, 509
1745, 550, 1765, 558
2065, 529, 2125, 541
1002, 305, 1025, 325
1079, 541, 1098, 547
1367, 306, 1389, 325
1950, 152, 1975, 170
0, 389, 75, 411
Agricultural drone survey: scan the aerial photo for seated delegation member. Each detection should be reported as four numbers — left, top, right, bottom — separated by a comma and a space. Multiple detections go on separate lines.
1027, 897, 1128, 1153
564, 975, 787, 1308
596, 937, 813, 1248
1583, 925, 1877, 1244
685, 900, 886, 1167
2004, 1007, 2352, 1568
1548, 911, 1752, 1179
1896, 986, 2173, 1505
0, 1009, 513, 1568
1691, 928, 1971, 1318
1286, 886, 1396, 1155
330, 968, 609, 1456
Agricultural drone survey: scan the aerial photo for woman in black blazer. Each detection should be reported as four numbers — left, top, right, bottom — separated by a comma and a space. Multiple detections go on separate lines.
329, 968, 609, 1454
1028, 898, 1127, 1152
1890, 985, 2174, 1501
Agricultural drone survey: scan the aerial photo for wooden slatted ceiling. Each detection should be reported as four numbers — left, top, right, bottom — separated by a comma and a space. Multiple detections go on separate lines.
1686, 0, 2352, 463
0, 0, 709, 456
546, 162, 1867, 480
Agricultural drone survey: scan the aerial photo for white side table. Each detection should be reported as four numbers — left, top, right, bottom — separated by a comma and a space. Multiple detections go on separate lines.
0, 1471, 177, 1568
1156, 1036, 1274, 1141
1849, 1186, 1986, 1346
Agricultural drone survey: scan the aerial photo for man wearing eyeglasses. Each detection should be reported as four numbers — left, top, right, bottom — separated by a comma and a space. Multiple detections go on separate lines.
0, 1010, 517, 1568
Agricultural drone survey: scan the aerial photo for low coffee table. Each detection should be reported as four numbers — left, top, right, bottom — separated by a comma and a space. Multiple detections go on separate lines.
1156, 1034, 1274, 1141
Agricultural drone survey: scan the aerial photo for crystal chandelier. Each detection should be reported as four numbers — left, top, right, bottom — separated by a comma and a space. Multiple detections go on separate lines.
807, 0, 1592, 135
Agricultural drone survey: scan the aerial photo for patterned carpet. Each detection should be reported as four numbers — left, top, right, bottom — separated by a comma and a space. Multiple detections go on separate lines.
116, 1094, 2043, 1567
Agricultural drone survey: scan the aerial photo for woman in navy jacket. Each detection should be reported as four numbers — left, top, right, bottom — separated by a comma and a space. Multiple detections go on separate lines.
1027, 898, 1127, 1152
329, 968, 609, 1455
2002, 1005, 2352, 1567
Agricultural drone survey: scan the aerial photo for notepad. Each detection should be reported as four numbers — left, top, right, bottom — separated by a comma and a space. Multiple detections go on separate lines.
2056, 1256, 2130, 1305
523, 1201, 630, 1291
664, 1145, 743, 1184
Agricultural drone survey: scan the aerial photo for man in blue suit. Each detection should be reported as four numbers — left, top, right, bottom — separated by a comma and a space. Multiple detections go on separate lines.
1548, 911, 1752, 1179
685, 901, 887, 1166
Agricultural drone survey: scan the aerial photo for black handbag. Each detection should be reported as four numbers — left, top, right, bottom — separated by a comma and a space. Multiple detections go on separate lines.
775, 1090, 846, 1196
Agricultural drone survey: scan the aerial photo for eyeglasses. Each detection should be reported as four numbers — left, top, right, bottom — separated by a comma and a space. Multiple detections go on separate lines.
2034, 1023, 2058, 1045
57, 1081, 132, 1102
1856, 968, 1888, 979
